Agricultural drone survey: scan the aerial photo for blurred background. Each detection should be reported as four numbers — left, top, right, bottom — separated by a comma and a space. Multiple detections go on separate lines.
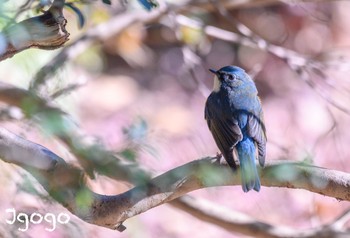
1, 0, 350, 237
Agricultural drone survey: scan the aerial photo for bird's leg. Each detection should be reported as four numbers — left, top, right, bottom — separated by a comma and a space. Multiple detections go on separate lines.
215, 152, 223, 164
226, 159, 237, 170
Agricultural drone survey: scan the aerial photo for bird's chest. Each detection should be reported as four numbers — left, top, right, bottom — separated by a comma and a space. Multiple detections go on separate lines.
215, 90, 254, 129
219, 87, 255, 107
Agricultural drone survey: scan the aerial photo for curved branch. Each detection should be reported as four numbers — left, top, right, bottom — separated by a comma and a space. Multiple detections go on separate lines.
0, 127, 350, 232
172, 196, 350, 238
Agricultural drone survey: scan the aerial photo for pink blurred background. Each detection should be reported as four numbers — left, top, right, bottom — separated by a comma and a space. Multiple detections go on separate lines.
1, 0, 350, 237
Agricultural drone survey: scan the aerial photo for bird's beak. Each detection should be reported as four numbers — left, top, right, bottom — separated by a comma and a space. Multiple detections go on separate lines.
209, 68, 217, 75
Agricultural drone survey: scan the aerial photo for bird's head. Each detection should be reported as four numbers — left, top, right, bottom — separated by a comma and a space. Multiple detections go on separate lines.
209, 65, 252, 92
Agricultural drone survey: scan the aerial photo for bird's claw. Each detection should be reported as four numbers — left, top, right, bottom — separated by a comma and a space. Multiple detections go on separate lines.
215, 152, 223, 163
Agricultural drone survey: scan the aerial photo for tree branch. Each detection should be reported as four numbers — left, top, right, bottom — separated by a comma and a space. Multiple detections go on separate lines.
29, 5, 168, 91
0, 81, 65, 114
0, 0, 68, 61
0, 0, 338, 62
0, 81, 150, 182
27, 0, 342, 91
172, 196, 350, 238
0, 127, 350, 232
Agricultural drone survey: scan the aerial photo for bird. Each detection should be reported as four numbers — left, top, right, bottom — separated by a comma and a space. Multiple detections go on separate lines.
204, 65, 266, 192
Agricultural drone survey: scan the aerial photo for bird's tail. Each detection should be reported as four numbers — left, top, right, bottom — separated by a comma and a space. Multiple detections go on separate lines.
236, 139, 261, 192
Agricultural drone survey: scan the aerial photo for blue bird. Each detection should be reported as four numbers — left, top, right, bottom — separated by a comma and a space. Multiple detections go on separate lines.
205, 66, 266, 192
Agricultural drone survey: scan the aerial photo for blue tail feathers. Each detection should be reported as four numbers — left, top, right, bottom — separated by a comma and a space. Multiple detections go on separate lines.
236, 138, 261, 192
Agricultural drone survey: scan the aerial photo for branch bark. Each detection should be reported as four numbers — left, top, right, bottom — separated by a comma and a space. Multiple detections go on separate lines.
0, 0, 68, 61
0, 127, 350, 232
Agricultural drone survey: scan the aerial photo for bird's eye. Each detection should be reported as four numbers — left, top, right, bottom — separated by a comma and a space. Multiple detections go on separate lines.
228, 74, 236, 80
218, 72, 236, 81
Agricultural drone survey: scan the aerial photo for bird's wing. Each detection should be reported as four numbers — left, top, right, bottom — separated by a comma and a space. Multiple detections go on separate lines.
205, 99, 242, 154
247, 106, 267, 167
